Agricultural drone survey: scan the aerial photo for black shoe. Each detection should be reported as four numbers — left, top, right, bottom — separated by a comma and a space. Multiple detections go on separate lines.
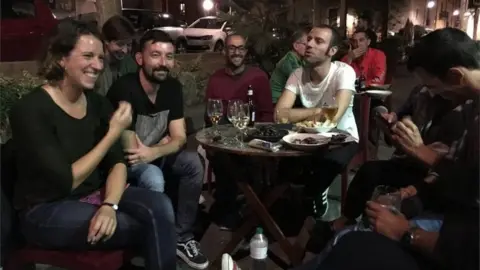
210, 201, 244, 231
177, 239, 209, 269
312, 188, 330, 221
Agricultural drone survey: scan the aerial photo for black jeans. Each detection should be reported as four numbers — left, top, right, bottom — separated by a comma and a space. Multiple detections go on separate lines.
1, 187, 14, 266
300, 143, 358, 201
343, 159, 429, 220
208, 152, 263, 211
293, 231, 431, 270
19, 187, 177, 270
162, 150, 204, 242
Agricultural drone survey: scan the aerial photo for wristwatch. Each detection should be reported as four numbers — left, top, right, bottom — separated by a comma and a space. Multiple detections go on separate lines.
101, 202, 118, 211
400, 226, 418, 246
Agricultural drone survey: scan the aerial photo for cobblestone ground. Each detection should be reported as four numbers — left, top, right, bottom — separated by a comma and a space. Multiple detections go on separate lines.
36, 65, 419, 270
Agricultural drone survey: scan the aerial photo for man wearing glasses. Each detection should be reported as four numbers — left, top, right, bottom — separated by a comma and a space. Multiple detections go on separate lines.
97, 15, 138, 96
205, 34, 273, 230
270, 28, 309, 106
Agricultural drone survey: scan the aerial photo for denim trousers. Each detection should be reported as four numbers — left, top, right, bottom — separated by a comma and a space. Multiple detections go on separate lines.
19, 187, 177, 270
128, 149, 204, 242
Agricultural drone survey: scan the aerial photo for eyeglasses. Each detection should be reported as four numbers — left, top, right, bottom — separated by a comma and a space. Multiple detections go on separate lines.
227, 45, 246, 53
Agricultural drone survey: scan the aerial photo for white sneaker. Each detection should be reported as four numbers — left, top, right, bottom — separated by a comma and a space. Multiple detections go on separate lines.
221, 253, 241, 270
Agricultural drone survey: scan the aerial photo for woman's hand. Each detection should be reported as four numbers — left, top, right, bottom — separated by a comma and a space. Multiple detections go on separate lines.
88, 205, 117, 244
109, 102, 132, 136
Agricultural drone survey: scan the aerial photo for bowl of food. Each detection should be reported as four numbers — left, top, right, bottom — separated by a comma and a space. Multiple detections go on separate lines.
295, 120, 337, 133
247, 125, 289, 142
282, 133, 330, 151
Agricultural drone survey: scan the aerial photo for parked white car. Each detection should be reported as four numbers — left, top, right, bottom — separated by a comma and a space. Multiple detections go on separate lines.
177, 16, 230, 52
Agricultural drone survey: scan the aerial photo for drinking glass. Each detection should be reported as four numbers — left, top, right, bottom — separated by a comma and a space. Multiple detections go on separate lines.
231, 103, 250, 147
207, 98, 224, 135
227, 100, 242, 124
371, 185, 402, 214
362, 185, 401, 229
321, 96, 338, 124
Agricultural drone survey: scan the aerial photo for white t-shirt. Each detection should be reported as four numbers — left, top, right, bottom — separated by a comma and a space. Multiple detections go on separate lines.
285, 61, 359, 140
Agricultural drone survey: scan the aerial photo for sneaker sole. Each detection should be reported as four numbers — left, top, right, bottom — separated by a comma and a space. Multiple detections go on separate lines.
176, 250, 209, 270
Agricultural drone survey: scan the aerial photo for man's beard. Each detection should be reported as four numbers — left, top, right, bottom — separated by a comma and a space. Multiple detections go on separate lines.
227, 54, 245, 69
142, 65, 170, 83
110, 51, 127, 62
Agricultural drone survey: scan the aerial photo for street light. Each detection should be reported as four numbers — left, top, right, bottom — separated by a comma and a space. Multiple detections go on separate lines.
202, 0, 214, 11
427, 1, 435, 9
453, 9, 459, 16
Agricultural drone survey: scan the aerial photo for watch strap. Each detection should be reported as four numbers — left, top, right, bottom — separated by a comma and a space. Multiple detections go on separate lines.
101, 202, 118, 211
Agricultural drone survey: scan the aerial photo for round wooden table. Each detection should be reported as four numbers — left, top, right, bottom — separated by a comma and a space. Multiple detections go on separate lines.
196, 125, 318, 268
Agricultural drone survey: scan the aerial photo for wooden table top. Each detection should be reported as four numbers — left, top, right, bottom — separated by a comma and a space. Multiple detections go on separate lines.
196, 125, 317, 157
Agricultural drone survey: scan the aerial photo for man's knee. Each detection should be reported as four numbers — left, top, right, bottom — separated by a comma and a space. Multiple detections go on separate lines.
177, 151, 204, 180
137, 164, 165, 192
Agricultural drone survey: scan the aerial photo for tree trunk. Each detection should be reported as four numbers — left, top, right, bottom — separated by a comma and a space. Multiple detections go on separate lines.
96, 0, 121, 27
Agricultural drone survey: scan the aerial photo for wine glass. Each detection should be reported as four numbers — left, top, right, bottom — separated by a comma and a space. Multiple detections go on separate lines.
231, 103, 250, 147
227, 100, 242, 124
207, 99, 224, 134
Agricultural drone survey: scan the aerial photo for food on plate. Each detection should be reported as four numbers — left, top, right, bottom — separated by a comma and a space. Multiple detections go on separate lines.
250, 125, 283, 137
292, 137, 323, 145
295, 120, 336, 128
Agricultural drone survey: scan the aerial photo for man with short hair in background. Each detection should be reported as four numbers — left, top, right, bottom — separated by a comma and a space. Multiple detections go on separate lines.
270, 28, 309, 106
356, 14, 377, 48
97, 15, 138, 96
342, 30, 386, 85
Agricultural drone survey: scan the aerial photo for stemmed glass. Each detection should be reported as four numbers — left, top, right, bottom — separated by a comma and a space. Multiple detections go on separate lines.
207, 98, 223, 135
229, 102, 250, 147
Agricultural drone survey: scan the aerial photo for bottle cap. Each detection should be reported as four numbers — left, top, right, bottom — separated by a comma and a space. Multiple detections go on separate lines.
256, 227, 263, 234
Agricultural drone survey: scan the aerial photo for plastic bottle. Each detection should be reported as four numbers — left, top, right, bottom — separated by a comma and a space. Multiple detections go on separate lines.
250, 227, 268, 270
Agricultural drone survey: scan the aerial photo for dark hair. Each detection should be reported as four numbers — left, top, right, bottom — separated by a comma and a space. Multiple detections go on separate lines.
138, 29, 174, 52
313, 24, 342, 49
102, 15, 135, 42
407, 27, 480, 80
352, 30, 369, 39
38, 19, 103, 81
358, 14, 372, 26
291, 28, 309, 45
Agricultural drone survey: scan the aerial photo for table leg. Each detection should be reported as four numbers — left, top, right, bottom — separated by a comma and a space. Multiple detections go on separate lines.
212, 183, 290, 267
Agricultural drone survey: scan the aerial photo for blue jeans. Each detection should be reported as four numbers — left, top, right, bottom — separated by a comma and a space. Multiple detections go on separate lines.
128, 149, 204, 242
129, 162, 165, 192
19, 187, 177, 270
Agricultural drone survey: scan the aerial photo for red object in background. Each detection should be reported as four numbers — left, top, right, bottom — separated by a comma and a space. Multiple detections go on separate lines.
5, 247, 132, 270
1, 0, 58, 62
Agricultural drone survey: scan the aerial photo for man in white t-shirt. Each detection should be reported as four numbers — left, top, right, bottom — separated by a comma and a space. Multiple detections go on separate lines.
275, 25, 359, 219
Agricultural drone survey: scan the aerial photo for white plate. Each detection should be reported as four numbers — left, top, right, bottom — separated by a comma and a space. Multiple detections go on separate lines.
282, 133, 330, 151
365, 90, 393, 98
319, 132, 358, 143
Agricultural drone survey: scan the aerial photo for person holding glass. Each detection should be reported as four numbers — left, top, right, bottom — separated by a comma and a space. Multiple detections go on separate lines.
275, 25, 359, 219
8, 20, 177, 270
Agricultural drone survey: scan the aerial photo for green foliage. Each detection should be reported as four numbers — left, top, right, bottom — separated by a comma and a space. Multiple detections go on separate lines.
0, 71, 41, 142
218, 0, 301, 73
171, 54, 211, 106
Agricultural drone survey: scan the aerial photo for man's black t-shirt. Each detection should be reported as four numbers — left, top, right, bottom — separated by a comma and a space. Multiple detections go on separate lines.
107, 73, 184, 146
